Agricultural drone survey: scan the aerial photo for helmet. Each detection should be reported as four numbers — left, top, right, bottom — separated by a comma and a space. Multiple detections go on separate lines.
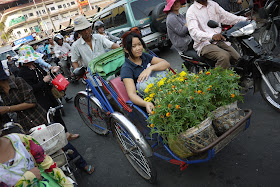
53, 34, 64, 44
94, 21, 104, 30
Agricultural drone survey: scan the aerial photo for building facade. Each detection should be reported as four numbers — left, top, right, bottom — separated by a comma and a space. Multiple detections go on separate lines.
0, 0, 113, 42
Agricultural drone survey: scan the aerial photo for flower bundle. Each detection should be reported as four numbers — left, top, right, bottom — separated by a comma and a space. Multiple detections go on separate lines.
144, 67, 242, 141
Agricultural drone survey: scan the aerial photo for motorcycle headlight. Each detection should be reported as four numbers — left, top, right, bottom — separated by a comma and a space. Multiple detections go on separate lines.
231, 21, 257, 37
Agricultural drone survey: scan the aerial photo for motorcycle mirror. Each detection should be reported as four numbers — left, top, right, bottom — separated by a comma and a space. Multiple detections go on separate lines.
73, 66, 86, 77
249, 0, 254, 9
207, 20, 219, 28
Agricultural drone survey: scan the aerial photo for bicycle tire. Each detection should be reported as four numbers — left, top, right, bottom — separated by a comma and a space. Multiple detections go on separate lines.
260, 71, 280, 112
74, 93, 109, 135
111, 117, 157, 183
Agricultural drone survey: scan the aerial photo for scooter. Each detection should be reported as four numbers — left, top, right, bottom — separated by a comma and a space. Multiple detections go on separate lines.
180, 0, 280, 112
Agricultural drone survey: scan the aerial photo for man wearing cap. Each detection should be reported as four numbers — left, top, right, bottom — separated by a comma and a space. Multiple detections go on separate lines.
71, 16, 120, 70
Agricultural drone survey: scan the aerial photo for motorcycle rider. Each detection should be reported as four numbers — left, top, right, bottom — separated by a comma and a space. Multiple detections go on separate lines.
54, 34, 72, 79
186, 0, 248, 69
94, 20, 121, 43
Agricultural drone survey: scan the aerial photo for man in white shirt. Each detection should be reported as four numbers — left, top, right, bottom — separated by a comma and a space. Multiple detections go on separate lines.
71, 16, 119, 70
186, 0, 247, 68
54, 34, 72, 78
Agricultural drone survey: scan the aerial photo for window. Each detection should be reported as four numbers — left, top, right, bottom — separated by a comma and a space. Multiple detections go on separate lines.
112, 6, 127, 27
67, 3, 70, 7
29, 12, 34, 17
63, 4, 66, 8
50, 7, 55, 11
29, 27, 33, 31
42, 9, 46, 14
58, 5, 62, 9
100, 11, 113, 29
24, 29, 28, 33
23, 14, 28, 19
48, 8, 50, 12
17, 31, 21, 35
71, 1, 75, 5
131, 0, 165, 20
36, 10, 41, 15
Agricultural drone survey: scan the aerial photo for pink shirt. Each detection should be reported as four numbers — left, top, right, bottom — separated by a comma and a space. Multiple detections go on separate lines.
186, 1, 247, 55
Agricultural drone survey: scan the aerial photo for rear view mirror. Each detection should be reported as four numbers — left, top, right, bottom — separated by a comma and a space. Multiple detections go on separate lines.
207, 20, 219, 28
73, 66, 86, 77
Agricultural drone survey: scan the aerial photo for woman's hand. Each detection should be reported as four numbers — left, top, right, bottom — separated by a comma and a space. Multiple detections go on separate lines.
50, 66, 60, 73
0, 106, 9, 115
137, 68, 152, 83
30, 167, 42, 181
43, 75, 51, 83
145, 102, 155, 114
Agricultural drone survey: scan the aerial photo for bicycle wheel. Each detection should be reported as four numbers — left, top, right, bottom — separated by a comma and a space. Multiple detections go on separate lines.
260, 71, 280, 112
74, 93, 109, 135
111, 116, 157, 183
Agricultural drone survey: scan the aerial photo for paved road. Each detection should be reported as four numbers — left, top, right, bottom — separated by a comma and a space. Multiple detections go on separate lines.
61, 46, 280, 186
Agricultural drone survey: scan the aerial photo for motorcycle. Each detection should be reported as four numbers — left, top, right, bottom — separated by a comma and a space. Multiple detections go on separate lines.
181, 3, 280, 112
258, 0, 280, 53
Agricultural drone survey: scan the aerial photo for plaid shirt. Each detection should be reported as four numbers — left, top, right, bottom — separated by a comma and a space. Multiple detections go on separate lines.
0, 77, 47, 131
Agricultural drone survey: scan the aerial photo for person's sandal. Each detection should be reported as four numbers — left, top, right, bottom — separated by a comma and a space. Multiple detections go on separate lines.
66, 133, 80, 141
84, 165, 94, 175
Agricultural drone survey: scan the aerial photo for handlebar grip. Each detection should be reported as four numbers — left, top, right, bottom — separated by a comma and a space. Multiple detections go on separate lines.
54, 105, 63, 110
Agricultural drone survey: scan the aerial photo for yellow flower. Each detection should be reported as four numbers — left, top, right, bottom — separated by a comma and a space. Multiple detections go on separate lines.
149, 93, 155, 98
144, 97, 150, 101
197, 90, 202, 94
144, 88, 149, 93
166, 112, 171, 117
168, 104, 172, 108
150, 124, 154, 128
231, 93, 235, 98
151, 111, 155, 115
158, 105, 161, 108
157, 80, 164, 87
179, 71, 187, 77
169, 91, 172, 95
207, 87, 212, 91
147, 83, 154, 89
179, 89, 183, 93
202, 92, 205, 95
206, 71, 211, 75
199, 70, 203, 74
176, 105, 180, 110
179, 78, 184, 82
161, 115, 164, 118
172, 85, 175, 89
230, 73, 233, 76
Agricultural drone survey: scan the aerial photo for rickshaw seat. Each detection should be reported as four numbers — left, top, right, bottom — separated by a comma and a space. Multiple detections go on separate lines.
109, 77, 130, 103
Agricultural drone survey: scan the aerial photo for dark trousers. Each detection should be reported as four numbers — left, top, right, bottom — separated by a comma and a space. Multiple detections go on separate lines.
63, 142, 88, 169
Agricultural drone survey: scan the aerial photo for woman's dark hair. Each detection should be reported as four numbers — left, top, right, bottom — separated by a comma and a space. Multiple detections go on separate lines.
123, 32, 147, 58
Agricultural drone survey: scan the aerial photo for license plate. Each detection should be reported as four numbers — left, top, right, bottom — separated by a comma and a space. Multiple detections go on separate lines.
141, 27, 152, 36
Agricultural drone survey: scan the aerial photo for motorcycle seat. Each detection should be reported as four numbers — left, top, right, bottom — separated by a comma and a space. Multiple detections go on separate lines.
179, 49, 216, 67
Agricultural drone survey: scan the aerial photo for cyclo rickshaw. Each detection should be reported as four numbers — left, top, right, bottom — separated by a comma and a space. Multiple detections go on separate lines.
73, 48, 252, 183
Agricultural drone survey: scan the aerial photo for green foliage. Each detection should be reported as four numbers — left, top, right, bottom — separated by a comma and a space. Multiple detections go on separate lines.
144, 67, 242, 141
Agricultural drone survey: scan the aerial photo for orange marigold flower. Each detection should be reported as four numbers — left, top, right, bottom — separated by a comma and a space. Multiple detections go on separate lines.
195, 90, 197, 93
230, 73, 233, 76
151, 111, 155, 115
150, 124, 154, 128
207, 88, 212, 91
158, 105, 161, 108
190, 96, 193, 100
231, 93, 235, 98
199, 70, 203, 74
159, 89, 162, 91
172, 85, 175, 89
176, 105, 180, 109
169, 91, 172, 95
168, 104, 172, 108
161, 115, 164, 118
166, 112, 171, 117
147, 125, 150, 127
206, 71, 211, 75
202, 92, 205, 95
197, 90, 202, 94
179, 89, 183, 93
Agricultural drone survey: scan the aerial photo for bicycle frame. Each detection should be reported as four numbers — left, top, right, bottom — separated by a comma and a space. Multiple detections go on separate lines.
79, 68, 252, 171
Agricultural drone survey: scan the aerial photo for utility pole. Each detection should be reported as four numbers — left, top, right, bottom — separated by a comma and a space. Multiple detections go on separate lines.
76, 0, 84, 14
42, 0, 56, 33
88, 0, 93, 10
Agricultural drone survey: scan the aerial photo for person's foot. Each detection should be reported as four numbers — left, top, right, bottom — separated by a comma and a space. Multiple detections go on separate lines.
65, 97, 73, 103
84, 165, 94, 175
66, 132, 80, 141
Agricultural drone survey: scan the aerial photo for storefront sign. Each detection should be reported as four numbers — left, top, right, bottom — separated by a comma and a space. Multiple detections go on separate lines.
79, 0, 89, 6
14, 35, 34, 45
9, 16, 25, 26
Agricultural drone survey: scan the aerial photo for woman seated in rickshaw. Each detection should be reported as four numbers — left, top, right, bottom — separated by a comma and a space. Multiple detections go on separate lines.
120, 31, 170, 114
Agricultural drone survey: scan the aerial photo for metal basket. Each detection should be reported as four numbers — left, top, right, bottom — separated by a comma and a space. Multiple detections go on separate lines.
30, 123, 68, 155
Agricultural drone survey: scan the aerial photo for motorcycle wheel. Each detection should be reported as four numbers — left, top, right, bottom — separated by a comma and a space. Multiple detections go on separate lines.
258, 25, 276, 53
260, 71, 280, 112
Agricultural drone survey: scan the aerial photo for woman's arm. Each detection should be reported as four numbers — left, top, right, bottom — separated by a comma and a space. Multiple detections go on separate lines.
123, 78, 154, 114
137, 57, 170, 83
0, 103, 35, 115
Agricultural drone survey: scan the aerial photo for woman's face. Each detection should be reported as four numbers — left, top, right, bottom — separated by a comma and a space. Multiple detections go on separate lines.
131, 37, 143, 58
171, 0, 181, 11
97, 27, 105, 34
